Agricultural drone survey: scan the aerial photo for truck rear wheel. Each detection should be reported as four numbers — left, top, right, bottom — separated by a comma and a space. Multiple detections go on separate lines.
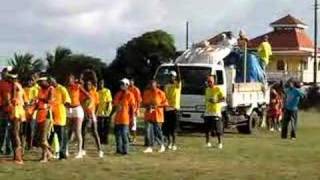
237, 112, 259, 134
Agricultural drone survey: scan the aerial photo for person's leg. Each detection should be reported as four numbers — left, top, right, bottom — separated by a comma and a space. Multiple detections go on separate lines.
90, 115, 102, 152
75, 117, 83, 157
204, 116, 212, 144
163, 111, 170, 147
114, 125, 122, 154
146, 121, 153, 147
0, 117, 7, 154
171, 110, 178, 147
11, 119, 23, 163
97, 116, 103, 144
131, 116, 137, 143
121, 125, 129, 155
281, 110, 291, 139
25, 121, 32, 150
39, 120, 51, 162
290, 110, 298, 139
214, 117, 223, 146
154, 122, 165, 151
105, 117, 111, 145
4, 119, 12, 154
81, 117, 88, 151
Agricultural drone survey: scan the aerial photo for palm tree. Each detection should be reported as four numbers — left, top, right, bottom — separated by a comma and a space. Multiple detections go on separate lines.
9, 53, 44, 81
46, 46, 72, 76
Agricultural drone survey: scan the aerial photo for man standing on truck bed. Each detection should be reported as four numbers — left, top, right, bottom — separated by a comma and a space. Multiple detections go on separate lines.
203, 75, 225, 149
163, 64, 181, 151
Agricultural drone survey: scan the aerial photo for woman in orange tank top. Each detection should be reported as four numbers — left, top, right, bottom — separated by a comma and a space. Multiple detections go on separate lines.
66, 74, 89, 159
81, 80, 103, 158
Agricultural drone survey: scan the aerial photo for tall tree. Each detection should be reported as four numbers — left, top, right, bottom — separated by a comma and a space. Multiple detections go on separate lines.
9, 53, 44, 81
46, 46, 72, 76
107, 30, 176, 90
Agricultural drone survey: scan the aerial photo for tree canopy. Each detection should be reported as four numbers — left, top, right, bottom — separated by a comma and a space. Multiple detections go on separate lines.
9, 53, 44, 82
106, 30, 176, 90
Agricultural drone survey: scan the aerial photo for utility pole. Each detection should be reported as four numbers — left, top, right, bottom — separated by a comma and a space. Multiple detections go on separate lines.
314, 0, 318, 84
186, 21, 189, 50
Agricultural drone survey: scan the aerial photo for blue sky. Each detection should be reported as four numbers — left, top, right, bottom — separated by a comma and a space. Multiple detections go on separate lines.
0, 0, 316, 62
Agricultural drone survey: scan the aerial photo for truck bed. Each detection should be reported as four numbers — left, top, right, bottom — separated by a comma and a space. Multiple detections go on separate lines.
227, 83, 269, 108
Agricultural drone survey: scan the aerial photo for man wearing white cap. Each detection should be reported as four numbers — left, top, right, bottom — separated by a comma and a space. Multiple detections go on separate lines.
113, 78, 135, 155
163, 64, 182, 151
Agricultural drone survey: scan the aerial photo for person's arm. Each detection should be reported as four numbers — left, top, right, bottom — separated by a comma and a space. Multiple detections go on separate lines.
175, 64, 181, 82
79, 85, 90, 99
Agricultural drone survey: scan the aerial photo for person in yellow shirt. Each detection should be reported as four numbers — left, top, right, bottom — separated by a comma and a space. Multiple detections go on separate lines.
48, 78, 71, 160
163, 64, 181, 151
96, 80, 113, 145
23, 78, 38, 150
258, 35, 272, 70
204, 75, 225, 149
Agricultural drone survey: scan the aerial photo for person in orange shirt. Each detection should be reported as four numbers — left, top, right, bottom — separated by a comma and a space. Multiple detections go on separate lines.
142, 80, 168, 153
128, 77, 142, 144
7, 72, 25, 164
81, 80, 103, 158
66, 74, 89, 159
36, 76, 54, 163
113, 78, 135, 155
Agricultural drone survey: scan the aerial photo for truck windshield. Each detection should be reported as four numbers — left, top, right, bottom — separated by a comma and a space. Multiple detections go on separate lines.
155, 66, 213, 95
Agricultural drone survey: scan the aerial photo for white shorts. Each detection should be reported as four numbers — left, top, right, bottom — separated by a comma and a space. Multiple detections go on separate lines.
68, 106, 84, 119
131, 116, 137, 131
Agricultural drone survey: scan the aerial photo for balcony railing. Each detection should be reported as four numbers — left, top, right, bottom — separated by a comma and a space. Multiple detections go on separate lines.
267, 71, 301, 82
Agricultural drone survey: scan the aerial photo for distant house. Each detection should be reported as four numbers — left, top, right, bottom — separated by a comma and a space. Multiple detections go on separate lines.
249, 14, 320, 83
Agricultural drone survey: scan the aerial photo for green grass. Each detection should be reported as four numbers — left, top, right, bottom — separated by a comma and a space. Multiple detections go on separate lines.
1, 111, 320, 180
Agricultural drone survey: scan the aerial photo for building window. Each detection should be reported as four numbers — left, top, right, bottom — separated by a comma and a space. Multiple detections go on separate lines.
277, 60, 285, 71
303, 60, 308, 70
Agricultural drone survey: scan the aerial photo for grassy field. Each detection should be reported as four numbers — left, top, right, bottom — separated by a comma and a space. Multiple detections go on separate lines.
0, 111, 319, 180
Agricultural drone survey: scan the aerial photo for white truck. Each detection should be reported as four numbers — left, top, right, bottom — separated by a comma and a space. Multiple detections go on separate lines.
154, 34, 269, 134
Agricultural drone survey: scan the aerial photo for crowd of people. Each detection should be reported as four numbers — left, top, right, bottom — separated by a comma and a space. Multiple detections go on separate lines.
0, 65, 184, 164
0, 60, 304, 165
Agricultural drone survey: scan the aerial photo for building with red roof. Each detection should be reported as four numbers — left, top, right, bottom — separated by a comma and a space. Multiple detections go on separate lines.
249, 14, 319, 83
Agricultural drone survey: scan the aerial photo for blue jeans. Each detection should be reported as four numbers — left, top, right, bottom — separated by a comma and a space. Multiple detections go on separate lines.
145, 121, 164, 147
114, 125, 129, 154
0, 118, 12, 154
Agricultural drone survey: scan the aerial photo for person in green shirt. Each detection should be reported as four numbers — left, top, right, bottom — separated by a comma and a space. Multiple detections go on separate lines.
203, 75, 225, 149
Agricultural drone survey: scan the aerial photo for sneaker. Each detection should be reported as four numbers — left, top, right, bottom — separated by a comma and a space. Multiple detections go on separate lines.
143, 147, 153, 153
75, 152, 83, 159
82, 150, 86, 156
168, 143, 173, 150
278, 128, 282, 132
172, 145, 177, 151
270, 128, 275, 132
206, 142, 212, 148
218, 143, 223, 149
291, 137, 296, 141
99, 151, 104, 158
158, 145, 165, 153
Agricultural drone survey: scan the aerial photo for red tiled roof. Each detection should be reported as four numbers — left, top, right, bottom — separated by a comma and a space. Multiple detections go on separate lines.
270, 14, 306, 26
249, 28, 314, 50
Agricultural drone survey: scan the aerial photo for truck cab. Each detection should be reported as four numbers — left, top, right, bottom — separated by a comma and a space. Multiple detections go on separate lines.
154, 63, 226, 124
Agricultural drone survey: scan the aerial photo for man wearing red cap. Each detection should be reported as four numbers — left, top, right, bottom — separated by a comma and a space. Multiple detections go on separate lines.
204, 75, 225, 149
